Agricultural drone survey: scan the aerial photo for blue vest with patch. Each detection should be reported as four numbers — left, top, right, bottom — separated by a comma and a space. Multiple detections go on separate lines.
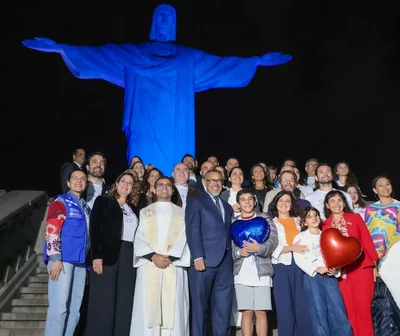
44, 194, 87, 264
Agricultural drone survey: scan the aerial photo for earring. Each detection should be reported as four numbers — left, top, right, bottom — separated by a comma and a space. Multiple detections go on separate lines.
392, 190, 395, 198
374, 193, 380, 200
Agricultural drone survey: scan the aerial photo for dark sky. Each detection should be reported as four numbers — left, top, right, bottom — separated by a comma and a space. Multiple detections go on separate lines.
2, 1, 399, 198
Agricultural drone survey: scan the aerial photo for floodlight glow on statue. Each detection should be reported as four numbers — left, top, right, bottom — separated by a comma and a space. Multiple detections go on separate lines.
23, 4, 292, 175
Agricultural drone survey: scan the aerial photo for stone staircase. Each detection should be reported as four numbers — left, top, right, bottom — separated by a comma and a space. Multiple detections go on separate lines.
0, 261, 48, 336
0, 261, 278, 336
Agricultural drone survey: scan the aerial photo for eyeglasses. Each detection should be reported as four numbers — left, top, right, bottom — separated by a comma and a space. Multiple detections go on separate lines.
120, 206, 128, 215
71, 176, 87, 182
281, 178, 295, 184
307, 164, 318, 167
206, 179, 223, 185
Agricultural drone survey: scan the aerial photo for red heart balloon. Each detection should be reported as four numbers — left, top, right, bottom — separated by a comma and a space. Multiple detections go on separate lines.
320, 228, 363, 269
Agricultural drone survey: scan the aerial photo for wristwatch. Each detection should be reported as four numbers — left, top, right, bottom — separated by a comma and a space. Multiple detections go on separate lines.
236, 248, 241, 257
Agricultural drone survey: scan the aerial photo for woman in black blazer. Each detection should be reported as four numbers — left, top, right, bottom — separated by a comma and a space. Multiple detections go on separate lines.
85, 171, 141, 336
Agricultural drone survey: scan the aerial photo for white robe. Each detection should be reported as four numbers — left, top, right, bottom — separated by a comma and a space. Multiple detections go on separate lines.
379, 240, 400, 309
130, 202, 190, 336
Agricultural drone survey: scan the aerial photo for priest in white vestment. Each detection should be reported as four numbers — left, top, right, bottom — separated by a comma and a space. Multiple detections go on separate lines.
130, 176, 190, 336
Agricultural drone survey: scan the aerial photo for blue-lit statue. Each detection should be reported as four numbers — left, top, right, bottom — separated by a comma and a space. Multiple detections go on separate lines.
23, 4, 291, 175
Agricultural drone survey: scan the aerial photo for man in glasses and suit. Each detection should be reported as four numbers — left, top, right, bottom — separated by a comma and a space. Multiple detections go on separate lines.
185, 169, 234, 336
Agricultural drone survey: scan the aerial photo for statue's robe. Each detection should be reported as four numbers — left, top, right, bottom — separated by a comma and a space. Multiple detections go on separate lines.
58, 42, 259, 174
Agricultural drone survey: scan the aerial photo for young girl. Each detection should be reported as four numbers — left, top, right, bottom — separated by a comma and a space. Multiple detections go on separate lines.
293, 206, 352, 336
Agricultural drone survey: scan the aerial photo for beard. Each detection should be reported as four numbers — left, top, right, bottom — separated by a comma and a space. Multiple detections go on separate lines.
89, 168, 104, 178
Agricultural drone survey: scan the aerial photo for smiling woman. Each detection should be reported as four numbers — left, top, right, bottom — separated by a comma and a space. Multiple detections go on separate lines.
43, 168, 90, 336
85, 171, 141, 335
322, 190, 378, 336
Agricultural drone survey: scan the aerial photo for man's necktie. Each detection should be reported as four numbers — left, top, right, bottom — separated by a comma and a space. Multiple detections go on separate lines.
213, 196, 223, 217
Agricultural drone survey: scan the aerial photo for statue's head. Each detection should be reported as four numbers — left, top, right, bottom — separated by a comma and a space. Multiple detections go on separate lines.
150, 4, 176, 42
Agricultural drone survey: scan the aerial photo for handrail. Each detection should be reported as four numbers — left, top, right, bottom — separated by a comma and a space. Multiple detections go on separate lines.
0, 190, 48, 293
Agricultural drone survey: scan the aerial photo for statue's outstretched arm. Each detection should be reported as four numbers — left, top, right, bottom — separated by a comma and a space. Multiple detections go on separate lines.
194, 48, 292, 92
23, 37, 125, 87
257, 52, 292, 67
22, 37, 61, 53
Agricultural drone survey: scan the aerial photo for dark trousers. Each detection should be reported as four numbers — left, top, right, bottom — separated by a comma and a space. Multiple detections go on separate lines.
189, 251, 234, 336
304, 274, 352, 336
273, 261, 314, 336
84, 241, 136, 336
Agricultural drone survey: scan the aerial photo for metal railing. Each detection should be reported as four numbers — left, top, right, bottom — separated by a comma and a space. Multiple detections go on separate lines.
0, 190, 48, 310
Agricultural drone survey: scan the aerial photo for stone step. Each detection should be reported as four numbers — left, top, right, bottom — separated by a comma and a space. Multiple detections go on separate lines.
0, 313, 46, 321
27, 282, 47, 288
20, 287, 47, 294
34, 273, 48, 278
235, 328, 278, 335
11, 307, 47, 314
0, 330, 45, 336
19, 294, 48, 300
36, 267, 47, 274
0, 320, 45, 329
11, 299, 48, 307
37, 261, 46, 268
28, 276, 48, 283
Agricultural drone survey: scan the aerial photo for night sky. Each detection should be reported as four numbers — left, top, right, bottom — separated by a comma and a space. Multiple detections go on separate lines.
3, 1, 399, 198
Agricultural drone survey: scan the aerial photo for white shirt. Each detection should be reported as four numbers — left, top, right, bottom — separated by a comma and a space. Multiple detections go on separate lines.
374, 199, 400, 204
298, 185, 314, 197
353, 206, 366, 220
86, 182, 103, 210
121, 204, 139, 242
227, 189, 240, 218
175, 184, 189, 209
307, 176, 316, 188
305, 189, 353, 221
309, 234, 324, 267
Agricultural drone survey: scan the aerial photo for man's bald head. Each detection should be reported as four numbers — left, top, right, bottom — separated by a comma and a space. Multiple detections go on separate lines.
172, 162, 189, 186
200, 161, 216, 179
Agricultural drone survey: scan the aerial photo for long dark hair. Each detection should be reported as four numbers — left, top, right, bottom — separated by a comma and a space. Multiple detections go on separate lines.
142, 167, 163, 194
249, 164, 273, 191
345, 184, 367, 209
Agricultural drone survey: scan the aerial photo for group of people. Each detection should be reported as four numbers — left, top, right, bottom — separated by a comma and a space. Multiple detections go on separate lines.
44, 150, 400, 336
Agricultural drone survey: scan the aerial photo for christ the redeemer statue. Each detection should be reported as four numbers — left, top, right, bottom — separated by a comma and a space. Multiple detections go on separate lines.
23, 4, 292, 175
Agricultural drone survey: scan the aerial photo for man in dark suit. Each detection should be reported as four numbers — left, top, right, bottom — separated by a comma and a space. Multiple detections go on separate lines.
185, 169, 233, 336
60, 148, 86, 193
